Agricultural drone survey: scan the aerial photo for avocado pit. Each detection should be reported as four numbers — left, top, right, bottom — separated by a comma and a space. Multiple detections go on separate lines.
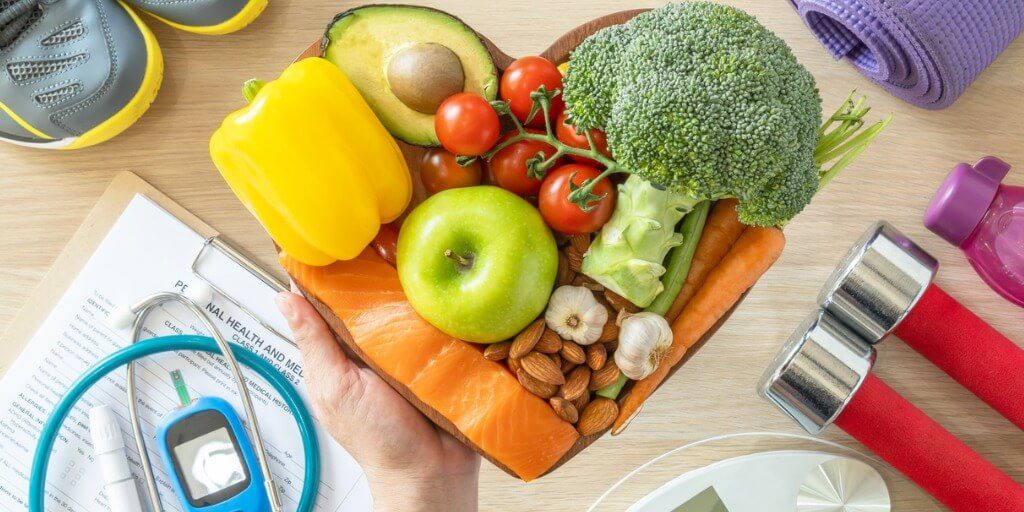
387, 43, 466, 114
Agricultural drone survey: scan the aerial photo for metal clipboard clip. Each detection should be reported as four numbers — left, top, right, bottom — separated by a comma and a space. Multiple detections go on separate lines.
189, 236, 293, 344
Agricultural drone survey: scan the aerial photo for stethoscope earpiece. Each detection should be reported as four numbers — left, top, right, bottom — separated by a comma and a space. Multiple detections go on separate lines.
108, 305, 137, 332
183, 280, 214, 306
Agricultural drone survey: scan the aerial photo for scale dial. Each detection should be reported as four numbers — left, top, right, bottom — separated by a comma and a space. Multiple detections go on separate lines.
796, 457, 890, 512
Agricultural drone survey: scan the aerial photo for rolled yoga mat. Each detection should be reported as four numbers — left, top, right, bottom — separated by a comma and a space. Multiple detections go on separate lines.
789, 0, 1024, 109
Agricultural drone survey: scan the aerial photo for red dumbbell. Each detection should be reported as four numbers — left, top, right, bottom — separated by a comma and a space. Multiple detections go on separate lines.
817, 221, 1024, 430
761, 310, 1024, 511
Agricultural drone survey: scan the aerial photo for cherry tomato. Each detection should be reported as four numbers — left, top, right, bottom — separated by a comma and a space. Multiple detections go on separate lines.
420, 148, 483, 195
488, 131, 559, 197
435, 93, 501, 156
372, 223, 400, 266
500, 56, 565, 128
555, 112, 612, 166
538, 164, 616, 235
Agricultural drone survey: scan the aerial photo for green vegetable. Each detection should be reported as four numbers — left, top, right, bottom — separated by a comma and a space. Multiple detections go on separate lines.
596, 374, 629, 400
563, 2, 822, 227
645, 201, 711, 316
580, 176, 691, 307
582, 92, 889, 305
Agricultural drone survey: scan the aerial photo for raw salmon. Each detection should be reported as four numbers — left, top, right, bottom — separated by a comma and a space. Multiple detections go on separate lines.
281, 249, 579, 481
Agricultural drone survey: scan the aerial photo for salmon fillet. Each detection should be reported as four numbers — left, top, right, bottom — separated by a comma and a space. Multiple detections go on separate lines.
281, 249, 579, 481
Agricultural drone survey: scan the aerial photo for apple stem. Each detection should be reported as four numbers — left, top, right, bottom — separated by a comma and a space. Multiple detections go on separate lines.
443, 249, 473, 270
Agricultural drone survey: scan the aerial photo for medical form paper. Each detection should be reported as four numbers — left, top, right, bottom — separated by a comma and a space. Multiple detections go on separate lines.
0, 194, 371, 511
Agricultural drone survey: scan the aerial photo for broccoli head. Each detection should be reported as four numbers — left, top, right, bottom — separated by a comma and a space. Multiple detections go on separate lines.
563, 2, 822, 227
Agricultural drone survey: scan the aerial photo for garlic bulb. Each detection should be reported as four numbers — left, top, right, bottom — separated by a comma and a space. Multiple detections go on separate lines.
614, 312, 673, 380
545, 286, 608, 345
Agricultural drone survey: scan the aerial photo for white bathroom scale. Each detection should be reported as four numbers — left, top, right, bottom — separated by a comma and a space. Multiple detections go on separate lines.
588, 432, 941, 512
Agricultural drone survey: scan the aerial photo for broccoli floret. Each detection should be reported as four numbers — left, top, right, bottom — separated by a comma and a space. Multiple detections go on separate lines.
563, 2, 823, 227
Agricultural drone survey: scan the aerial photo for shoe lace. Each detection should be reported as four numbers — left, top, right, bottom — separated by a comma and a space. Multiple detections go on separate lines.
0, 0, 41, 48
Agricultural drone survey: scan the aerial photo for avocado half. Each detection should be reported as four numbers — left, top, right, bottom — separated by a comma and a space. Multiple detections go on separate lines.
324, 5, 498, 146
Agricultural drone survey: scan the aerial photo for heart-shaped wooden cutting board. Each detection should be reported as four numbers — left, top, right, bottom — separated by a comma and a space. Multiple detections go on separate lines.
284, 7, 747, 480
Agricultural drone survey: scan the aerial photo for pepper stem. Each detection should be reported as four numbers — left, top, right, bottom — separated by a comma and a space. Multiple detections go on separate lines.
242, 79, 266, 103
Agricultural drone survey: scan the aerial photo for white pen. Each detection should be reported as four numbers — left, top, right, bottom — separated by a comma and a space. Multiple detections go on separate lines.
88, 406, 144, 512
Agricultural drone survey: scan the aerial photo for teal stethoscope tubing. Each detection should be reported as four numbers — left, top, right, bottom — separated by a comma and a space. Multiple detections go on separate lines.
27, 334, 320, 511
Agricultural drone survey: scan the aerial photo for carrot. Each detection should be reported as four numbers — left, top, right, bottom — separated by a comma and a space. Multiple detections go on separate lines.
612, 226, 786, 433
664, 199, 745, 323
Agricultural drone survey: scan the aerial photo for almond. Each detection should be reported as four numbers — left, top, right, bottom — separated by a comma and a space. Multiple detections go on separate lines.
508, 356, 522, 375
589, 360, 621, 390
604, 338, 619, 352
604, 289, 640, 314
483, 341, 512, 361
556, 252, 574, 287
572, 273, 604, 292
586, 343, 607, 371
577, 397, 618, 435
571, 391, 590, 412
534, 329, 563, 354
521, 352, 565, 386
560, 340, 586, 365
570, 234, 591, 255
559, 366, 591, 401
517, 369, 557, 398
550, 396, 579, 423
550, 353, 562, 369
510, 319, 545, 359
598, 320, 619, 343
561, 360, 578, 374
566, 244, 584, 273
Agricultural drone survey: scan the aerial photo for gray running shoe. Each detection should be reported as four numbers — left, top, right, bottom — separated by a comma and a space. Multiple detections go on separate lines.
126, 0, 265, 35
0, 0, 162, 149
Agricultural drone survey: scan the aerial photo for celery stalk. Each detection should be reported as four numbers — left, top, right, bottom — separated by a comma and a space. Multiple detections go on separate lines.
596, 374, 629, 400
645, 201, 710, 316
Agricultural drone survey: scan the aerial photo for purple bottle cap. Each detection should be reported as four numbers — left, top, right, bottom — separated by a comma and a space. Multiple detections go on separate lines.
924, 156, 1011, 247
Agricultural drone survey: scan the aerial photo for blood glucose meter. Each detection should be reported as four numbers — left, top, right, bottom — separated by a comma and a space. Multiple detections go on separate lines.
156, 396, 271, 512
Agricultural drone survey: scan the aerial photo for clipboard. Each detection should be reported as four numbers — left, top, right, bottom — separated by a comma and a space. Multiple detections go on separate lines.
0, 171, 372, 511
0, 171, 280, 374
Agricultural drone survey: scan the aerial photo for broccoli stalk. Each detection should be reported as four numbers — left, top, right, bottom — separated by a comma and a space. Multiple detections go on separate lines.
580, 175, 693, 307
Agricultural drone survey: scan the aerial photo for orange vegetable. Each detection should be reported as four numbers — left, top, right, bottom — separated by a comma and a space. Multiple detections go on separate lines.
281, 249, 580, 481
665, 199, 745, 323
613, 226, 786, 432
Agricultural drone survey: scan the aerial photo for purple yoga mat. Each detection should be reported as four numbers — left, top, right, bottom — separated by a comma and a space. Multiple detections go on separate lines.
790, 0, 1024, 109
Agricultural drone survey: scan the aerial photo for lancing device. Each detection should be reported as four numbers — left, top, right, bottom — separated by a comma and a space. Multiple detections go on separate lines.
89, 405, 144, 512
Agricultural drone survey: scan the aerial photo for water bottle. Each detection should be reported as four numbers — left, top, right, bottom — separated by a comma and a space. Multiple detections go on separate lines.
924, 156, 1024, 307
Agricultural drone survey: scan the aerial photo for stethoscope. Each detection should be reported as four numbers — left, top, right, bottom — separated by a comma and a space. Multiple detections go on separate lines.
27, 238, 321, 511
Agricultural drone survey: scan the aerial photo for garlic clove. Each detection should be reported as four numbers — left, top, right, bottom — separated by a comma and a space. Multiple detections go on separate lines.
614, 312, 673, 380
545, 285, 609, 346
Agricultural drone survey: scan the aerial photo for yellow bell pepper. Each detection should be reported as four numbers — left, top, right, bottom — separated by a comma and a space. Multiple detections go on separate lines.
210, 57, 412, 266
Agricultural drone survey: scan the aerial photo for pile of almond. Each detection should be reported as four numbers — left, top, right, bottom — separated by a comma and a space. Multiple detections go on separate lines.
483, 234, 641, 436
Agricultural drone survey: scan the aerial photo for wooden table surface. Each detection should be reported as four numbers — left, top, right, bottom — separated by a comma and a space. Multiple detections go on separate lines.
2, 1, 1022, 510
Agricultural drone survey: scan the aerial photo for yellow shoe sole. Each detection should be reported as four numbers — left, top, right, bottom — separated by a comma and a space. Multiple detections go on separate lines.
146, 0, 268, 35
64, 0, 164, 150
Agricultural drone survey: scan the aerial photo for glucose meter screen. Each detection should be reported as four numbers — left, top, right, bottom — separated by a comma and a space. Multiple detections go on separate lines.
173, 427, 247, 501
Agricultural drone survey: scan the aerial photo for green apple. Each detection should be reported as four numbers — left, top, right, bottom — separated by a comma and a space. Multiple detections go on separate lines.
397, 186, 557, 343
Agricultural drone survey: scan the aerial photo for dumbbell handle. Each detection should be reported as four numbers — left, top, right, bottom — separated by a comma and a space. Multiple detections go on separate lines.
893, 283, 1024, 430
835, 374, 1024, 511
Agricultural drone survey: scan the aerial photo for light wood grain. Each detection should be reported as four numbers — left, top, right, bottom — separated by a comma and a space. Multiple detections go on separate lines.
1, 1, 1022, 510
